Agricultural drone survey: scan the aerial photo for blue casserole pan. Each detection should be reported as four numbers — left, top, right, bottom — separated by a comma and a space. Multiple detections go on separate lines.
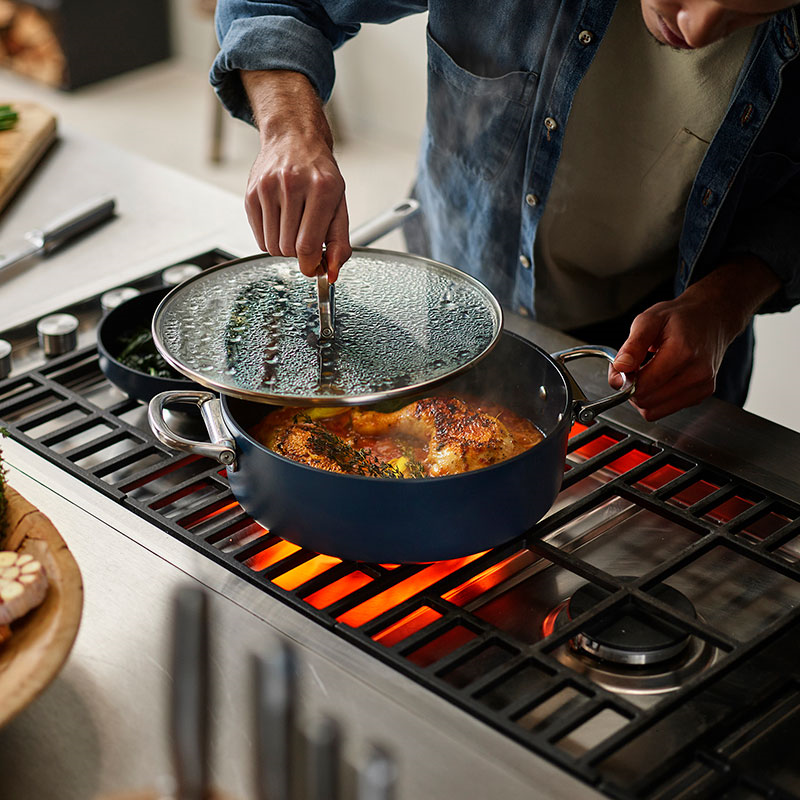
148, 331, 632, 563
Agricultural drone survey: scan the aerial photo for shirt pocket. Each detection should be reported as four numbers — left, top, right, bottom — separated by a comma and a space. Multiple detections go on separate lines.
639, 127, 711, 227
425, 27, 538, 182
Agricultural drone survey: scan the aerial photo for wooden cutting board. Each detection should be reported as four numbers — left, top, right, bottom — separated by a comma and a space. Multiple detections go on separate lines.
0, 486, 83, 728
0, 100, 57, 213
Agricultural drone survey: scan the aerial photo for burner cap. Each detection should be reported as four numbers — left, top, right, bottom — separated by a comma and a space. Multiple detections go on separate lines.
567, 580, 696, 667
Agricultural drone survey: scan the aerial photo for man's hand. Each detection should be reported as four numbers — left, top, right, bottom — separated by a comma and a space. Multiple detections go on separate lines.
608, 255, 781, 421
241, 70, 352, 282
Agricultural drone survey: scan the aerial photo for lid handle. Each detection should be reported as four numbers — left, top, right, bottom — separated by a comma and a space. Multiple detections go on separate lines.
317, 270, 335, 341
315, 199, 420, 342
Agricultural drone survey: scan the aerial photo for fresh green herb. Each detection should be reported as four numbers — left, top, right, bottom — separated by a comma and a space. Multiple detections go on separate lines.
400, 446, 427, 479
294, 413, 403, 479
0, 105, 19, 131
116, 326, 183, 379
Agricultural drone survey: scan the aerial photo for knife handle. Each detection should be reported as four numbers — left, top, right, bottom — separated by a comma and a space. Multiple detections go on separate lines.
253, 642, 298, 800
170, 586, 211, 800
25, 195, 116, 253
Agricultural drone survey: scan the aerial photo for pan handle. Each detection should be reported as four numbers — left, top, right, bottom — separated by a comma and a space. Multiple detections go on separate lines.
349, 199, 420, 248
552, 345, 636, 425
148, 390, 238, 469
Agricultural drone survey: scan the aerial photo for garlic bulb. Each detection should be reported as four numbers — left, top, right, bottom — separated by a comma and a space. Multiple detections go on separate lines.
0, 551, 48, 625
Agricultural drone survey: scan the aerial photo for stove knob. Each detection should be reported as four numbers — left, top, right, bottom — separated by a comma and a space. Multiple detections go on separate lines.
161, 263, 202, 286
100, 286, 141, 312
37, 313, 79, 357
0, 338, 12, 380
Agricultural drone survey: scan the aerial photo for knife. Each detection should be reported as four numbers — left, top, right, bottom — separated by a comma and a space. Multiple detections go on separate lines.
0, 194, 116, 278
253, 641, 298, 800
170, 586, 211, 800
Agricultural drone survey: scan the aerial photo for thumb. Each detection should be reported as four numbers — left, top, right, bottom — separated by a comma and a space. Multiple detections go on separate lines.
323, 198, 351, 283
613, 312, 665, 373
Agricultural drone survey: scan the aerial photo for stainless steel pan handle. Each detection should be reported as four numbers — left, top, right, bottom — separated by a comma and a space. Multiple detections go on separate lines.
148, 390, 237, 468
349, 199, 420, 248
552, 345, 636, 425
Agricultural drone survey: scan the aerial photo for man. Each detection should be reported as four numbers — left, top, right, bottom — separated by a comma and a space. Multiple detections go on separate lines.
210, 0, 800, 421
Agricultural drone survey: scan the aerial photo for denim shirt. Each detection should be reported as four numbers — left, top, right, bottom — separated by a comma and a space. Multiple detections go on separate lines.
211, 0, 800, 318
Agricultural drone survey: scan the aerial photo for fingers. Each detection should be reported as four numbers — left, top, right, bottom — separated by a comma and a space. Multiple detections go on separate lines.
246, 148, 349, 279
629, 350, 715, 420
244, 184, 266, 252
606, 303, 720, 422
612, 311, 665, 374
295, 174, 349, 279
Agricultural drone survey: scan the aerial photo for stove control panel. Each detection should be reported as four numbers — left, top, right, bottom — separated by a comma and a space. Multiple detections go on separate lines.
0, 249, 235, 378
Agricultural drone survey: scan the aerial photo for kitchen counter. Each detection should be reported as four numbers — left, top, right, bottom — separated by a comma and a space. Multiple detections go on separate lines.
1, 129, 799, 800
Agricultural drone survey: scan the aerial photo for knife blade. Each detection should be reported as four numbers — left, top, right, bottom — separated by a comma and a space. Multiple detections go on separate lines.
0, 195, 116, 278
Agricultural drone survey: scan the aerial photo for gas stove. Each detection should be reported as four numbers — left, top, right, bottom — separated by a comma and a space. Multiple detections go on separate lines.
1, 252, 799, 800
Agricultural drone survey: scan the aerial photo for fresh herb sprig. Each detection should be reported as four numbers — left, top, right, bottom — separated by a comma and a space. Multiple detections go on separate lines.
117, 326, 182, 379
399, 446, 426, 479
0, 105, 19, 131
294, 413, 403, 479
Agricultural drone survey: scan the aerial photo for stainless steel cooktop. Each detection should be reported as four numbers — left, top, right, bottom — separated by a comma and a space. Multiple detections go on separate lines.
1, 252, 799, 800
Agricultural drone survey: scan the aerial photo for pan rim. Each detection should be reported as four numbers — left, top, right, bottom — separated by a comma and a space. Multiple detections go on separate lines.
150, 247, 504, 406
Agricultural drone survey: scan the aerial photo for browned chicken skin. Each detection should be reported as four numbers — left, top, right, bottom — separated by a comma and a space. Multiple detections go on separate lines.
352, 397, 515, 476
253, 397, 541, 478
267, 422, 350, 474
266, 417, 401, 477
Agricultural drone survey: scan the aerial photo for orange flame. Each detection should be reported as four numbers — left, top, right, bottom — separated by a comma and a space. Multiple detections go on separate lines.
541, 600, 569, 638
245, 540, 302, 572
306, 571, 374, 609
273, 553, 342, 591
337, 552, 485, 628
373, 606, 444, 647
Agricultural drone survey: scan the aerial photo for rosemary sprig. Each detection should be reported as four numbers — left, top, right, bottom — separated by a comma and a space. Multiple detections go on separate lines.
116, 326, 181, 378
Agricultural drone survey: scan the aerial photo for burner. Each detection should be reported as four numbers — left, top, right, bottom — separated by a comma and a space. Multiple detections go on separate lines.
545, 578, 718, 698
567, 580, 696, 666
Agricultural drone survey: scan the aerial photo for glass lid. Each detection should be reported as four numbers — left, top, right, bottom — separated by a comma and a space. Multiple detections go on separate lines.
151, 249, 503, 405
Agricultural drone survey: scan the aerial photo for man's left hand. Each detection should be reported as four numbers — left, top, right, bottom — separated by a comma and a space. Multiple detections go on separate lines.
608, 255, 781, 421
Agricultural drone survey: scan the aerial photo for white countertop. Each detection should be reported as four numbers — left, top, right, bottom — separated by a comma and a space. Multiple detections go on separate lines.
0, 129, 256, 332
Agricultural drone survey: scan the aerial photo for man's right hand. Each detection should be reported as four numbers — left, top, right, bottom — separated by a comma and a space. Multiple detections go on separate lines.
241, 70, 352, 282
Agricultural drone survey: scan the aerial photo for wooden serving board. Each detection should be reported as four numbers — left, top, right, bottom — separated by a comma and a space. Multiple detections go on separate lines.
0, 485, 83, 727
0, 100, 57, 213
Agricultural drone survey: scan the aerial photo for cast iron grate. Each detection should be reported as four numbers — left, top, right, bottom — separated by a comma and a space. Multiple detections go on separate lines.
1, 260, 799, 800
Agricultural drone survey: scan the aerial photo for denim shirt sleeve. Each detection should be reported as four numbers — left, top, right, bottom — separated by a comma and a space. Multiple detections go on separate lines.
211, 1, 426, 124
724, 177, 800, 314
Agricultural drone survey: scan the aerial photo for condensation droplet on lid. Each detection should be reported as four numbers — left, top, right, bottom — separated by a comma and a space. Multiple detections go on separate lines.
155, 253, 499, 399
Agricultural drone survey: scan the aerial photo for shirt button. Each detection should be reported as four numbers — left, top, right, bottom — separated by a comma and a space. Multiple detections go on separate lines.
544, 116, 558, 131
519, 254, 531, 269
525, 193, 539, 207
578, 30, 594, 44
